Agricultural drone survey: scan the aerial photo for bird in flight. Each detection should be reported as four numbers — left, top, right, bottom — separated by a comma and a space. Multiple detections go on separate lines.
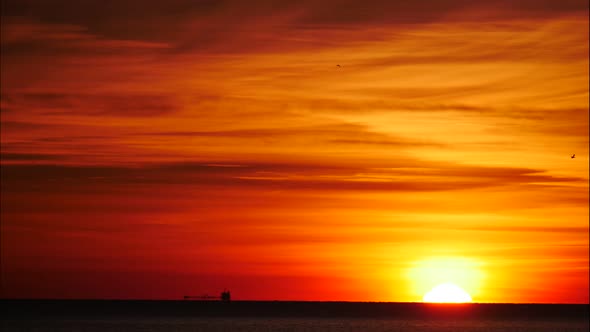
571, 154, 575, 159
336, 64, 341, 68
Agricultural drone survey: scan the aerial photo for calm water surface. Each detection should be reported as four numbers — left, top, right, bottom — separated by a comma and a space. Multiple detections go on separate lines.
3, 317, 589, 332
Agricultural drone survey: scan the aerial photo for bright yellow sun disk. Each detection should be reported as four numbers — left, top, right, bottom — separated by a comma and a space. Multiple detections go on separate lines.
423, 283, 473, 303
406, 257, 484, 302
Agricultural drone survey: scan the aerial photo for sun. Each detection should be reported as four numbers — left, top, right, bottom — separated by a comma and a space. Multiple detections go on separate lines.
423, 283, 473, 303
406, 257, 484, 302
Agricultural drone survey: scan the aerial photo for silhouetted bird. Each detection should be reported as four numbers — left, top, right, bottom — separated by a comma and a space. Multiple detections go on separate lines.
336, 64, 341, 68
571, 154, 575, 159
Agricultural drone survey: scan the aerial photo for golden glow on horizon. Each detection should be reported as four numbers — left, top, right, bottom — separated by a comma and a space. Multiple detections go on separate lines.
423, 283, 473, 303
407, 257, 484, 302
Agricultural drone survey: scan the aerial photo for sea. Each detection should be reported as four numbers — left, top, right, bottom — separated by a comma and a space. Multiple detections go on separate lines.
2, 300, 588, 332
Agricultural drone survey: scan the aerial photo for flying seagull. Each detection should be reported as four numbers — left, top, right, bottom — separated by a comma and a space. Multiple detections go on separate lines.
571, 154, 575, 159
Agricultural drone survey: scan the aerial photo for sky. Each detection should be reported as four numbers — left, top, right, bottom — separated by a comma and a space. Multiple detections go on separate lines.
1, 0, 588, 303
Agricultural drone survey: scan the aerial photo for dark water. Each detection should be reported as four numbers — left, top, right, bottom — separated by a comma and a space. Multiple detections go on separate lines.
2, 300, 588, 331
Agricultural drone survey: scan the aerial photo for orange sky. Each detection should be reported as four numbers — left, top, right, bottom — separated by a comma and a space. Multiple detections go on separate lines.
1, 0, 588, 303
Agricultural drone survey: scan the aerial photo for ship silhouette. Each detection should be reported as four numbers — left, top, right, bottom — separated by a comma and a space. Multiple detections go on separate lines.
184, 289, 231, 302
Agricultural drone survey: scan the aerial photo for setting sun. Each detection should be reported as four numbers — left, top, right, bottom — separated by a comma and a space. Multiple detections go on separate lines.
423, 283, 473, 303
406, 257, 484, 302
